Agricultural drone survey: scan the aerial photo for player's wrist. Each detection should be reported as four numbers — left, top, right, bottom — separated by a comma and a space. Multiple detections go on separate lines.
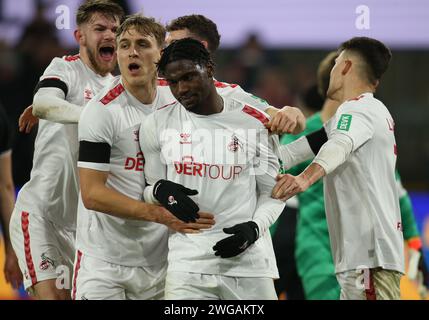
143, 184, 160, 205
264, 106, 277, 118
152, 206, 171, 224
247, 221, 259, 242
136, 201, 162, 222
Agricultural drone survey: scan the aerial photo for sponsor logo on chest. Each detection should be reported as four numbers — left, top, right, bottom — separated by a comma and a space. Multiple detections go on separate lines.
174, 156, 243, 181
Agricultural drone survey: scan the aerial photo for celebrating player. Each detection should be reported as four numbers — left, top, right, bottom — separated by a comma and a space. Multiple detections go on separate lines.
140, 38, 284, 300
73, 15, 215, 300
273, 37, 404, 300
9, 0, 124, 299
165, 14, 306, 135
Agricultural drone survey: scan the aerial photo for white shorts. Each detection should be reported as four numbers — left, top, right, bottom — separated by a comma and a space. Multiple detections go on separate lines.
72, 252, 167, 300
336, 267, 402, 300
9, 208, 75, 291
165, 271, 277, 300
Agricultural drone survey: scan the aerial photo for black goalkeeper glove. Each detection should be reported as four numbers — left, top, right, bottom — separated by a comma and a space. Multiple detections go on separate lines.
153, 179, 199, 223
213, 221, 259, 258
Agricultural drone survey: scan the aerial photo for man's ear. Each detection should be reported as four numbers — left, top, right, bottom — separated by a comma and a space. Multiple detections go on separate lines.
342, 59, 352, 75
201, 40, 209, 51
74, 28, 84, 46
374, 79, 380, 89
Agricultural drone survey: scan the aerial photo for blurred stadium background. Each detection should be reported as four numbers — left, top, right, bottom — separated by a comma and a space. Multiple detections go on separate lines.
0, 0, 428, 299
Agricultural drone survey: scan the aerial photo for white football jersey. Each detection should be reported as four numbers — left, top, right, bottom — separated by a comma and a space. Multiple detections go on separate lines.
323, 93, 404, 274
158, 78, 271, 111
77, 76, 174, 267
213, 79, 270, 110
140, 97, 283, 278
15, 55, 113, 229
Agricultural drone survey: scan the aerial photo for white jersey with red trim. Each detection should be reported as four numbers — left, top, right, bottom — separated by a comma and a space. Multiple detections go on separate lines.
76, 76, 175, 267
140, 97, 283, 278
15, 55, 113, 229
323, 93, 404, 274
158, 78, 271, 111
213, 79, 271, 110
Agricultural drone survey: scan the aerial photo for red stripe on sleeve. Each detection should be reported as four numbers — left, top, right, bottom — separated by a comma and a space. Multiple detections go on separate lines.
64, 54, 80, 62
100, 84, 125, 105
242, 105, 269, 125
213, 80, 238, 88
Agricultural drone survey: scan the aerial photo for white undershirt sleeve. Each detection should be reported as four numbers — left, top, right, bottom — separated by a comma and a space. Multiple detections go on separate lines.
252, 135, 285, 237
33, 87, 82, 123
312, 133, 353, 175
274, 135, 316, 170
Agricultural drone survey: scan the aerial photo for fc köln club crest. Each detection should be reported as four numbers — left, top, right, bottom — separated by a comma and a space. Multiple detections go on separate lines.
39, 253, 56, 271
228, 134, 243, 152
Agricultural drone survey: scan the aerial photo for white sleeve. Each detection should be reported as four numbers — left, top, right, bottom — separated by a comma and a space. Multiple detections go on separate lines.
274, 136, 316, 170
139, 113, 166, 204
38, 57, 75, 97
312, 134, 353, 174
78, 101, 115, 172
219, 85, 271, 111
310, 101, 373, 175
252, 134, 285, 236
33, 87, 82, 123
331, 101, 374, 151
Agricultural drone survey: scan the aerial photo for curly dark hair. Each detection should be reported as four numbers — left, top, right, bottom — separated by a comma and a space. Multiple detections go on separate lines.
157, 38, 214, 76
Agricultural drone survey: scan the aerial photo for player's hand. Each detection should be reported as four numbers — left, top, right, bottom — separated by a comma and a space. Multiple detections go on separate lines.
159, 208, 215, 233
272, 173, 310, 201
265, 106, 306, 135
153, 179, 200, 223
213, 221, 259, 258
4, 244, 23, 289
19, 105, 39, 133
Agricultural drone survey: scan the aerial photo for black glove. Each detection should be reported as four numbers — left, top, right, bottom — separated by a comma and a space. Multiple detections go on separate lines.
213, 221, 259, 258
153, 179, 199, 223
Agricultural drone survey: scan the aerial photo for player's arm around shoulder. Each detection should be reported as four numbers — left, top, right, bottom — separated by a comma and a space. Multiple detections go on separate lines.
32, 57, 82, 123
224, 84, 306, 135
265, 105, 306, 135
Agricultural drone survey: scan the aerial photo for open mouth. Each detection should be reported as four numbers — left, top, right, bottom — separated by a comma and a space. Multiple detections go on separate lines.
99, 46, 115, 61
128, 63, 141, 74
